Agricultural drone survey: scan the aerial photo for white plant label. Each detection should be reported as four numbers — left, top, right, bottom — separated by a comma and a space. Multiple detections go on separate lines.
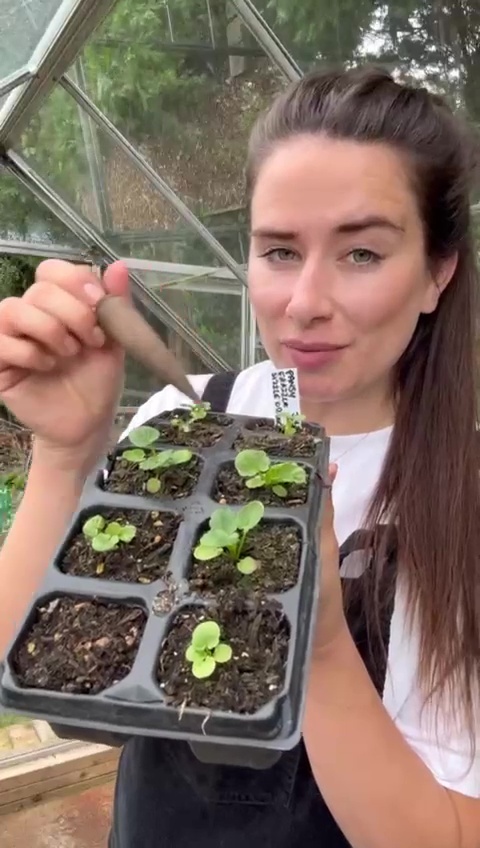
270, 367, 301, 421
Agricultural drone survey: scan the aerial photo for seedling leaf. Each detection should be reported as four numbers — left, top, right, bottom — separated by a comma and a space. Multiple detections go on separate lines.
83, 515, 105, 538
146, 477, 161, 494
235, 449, 269, 477
92, 532, 119, 552
236, 501, 264, 531
272, 484, 287, 497
192, 621, 220, 650
213, 643, 233, 663
193, 544, 222, 561
141, 454, 166, 471
246, 475, 264, 489
170, 449, 193, 465
192, 655, 216, 679
237, 556, 258, 575
119, 524, 137, 543
122, 448, 145, 463
209, 508, 238, 536
128, 426, 159, 448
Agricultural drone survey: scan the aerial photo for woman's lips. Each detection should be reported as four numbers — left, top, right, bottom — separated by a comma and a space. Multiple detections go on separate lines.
282, 343, 346, 370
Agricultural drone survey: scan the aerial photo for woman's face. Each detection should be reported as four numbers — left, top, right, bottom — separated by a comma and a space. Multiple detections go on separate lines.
248, 135, 453, 407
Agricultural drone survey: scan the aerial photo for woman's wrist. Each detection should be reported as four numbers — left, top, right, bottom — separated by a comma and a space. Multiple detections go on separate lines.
31, 436, 104, 484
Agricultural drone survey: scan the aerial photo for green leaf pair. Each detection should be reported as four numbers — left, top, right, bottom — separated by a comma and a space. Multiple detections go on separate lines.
185, 620, 232, 679
234, 449, 306, 498
83, 515, 137, 552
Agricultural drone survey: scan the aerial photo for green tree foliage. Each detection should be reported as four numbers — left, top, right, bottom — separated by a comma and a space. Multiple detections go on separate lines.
0, 255, 37, 300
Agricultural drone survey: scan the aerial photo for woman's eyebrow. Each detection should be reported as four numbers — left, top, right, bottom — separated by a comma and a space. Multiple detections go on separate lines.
251, 217, 405, 241
336, 215, 405, 234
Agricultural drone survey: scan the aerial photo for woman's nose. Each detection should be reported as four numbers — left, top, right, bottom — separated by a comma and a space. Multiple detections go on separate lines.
285, 264, 334, 326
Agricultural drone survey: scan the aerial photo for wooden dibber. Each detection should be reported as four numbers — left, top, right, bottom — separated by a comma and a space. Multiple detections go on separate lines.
96, 294, 200, 403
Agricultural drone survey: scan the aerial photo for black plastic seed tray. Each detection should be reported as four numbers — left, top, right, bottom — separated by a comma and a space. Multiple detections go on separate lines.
0, 411, 329, 768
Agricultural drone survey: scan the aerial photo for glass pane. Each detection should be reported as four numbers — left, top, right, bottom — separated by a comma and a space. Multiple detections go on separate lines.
0, 169, 86, 248
138, 264, 243, 369
0, 0, 69, 80
71, 0, 287, 260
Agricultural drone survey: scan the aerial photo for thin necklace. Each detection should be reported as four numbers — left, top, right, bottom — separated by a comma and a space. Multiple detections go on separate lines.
330, 430, 372, 464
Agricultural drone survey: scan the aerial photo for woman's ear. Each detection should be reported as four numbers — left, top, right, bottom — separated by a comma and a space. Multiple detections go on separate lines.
421, 252, 458, 314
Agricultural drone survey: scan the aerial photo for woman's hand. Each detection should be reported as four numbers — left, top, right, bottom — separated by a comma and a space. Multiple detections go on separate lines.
0, 259, 129, 475
312, 464, 348, 656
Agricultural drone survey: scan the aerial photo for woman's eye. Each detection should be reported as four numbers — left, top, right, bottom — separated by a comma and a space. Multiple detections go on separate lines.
261, 247, 298, 262
346, 248, 381, 265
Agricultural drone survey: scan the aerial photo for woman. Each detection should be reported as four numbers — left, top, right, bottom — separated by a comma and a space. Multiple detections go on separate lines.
0, 66, 478, 847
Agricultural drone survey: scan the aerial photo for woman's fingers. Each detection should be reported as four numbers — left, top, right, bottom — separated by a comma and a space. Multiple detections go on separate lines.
21, 282, 105, 349
318, 463, 339, 558
0, 334, 55, 372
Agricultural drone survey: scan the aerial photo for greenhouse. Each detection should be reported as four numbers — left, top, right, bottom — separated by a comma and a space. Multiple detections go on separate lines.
0, 0, 479, 405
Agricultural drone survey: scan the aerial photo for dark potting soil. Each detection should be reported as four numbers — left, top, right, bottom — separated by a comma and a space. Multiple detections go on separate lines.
214, 463, 309, 507
105, 453, 202, 499
158, 593, 289, 713
189, 521, 302, 594
12, 597, 146, 695
61, 509, 181, 584
234, 418, 318, 457
146, 411, 232, 448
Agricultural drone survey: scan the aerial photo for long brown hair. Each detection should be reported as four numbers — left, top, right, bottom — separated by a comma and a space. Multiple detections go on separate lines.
247, 66, 480, 732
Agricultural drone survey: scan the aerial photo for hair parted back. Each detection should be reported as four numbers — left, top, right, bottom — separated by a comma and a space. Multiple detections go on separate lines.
247, 65, 480, 734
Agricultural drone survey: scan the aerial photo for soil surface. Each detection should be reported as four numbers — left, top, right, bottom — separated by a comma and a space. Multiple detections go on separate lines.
234, 418, 318, 457
144, 410, 232, 448
105, 453, 202, 500
214, 462, 309, 507
158, 592, 289, 713
12, 597, 146, 695
61, 509, 181, 584
189, 521, 302, 594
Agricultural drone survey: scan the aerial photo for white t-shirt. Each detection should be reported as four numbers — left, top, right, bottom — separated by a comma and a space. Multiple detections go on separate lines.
124, 359, 479, 798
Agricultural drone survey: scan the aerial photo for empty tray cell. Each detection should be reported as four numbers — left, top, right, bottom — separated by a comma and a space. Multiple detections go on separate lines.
157, 595, 290, 714
11, 596, 147, 695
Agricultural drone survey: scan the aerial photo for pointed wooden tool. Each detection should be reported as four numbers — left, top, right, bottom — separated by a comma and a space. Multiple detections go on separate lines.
95, 294, 200, 403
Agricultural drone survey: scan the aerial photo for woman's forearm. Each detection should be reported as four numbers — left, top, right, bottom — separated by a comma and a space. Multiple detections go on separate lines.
304, 630, 479, 848
0, 451, 85, 658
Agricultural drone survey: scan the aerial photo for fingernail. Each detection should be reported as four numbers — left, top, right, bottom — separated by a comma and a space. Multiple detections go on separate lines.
84, 282, 104, 305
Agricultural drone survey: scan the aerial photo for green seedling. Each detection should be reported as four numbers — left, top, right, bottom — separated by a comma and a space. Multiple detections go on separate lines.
194, 501, 264, 575
277, 411, 305, 437
123, 425, 192, 493
83, 514, 137, 552
171, 401, 211, 433
235, 449, 306, 498
185, 620, 232, 679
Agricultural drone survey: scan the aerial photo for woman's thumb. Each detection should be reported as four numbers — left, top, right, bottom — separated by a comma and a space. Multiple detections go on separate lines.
103, 261, 130, 298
